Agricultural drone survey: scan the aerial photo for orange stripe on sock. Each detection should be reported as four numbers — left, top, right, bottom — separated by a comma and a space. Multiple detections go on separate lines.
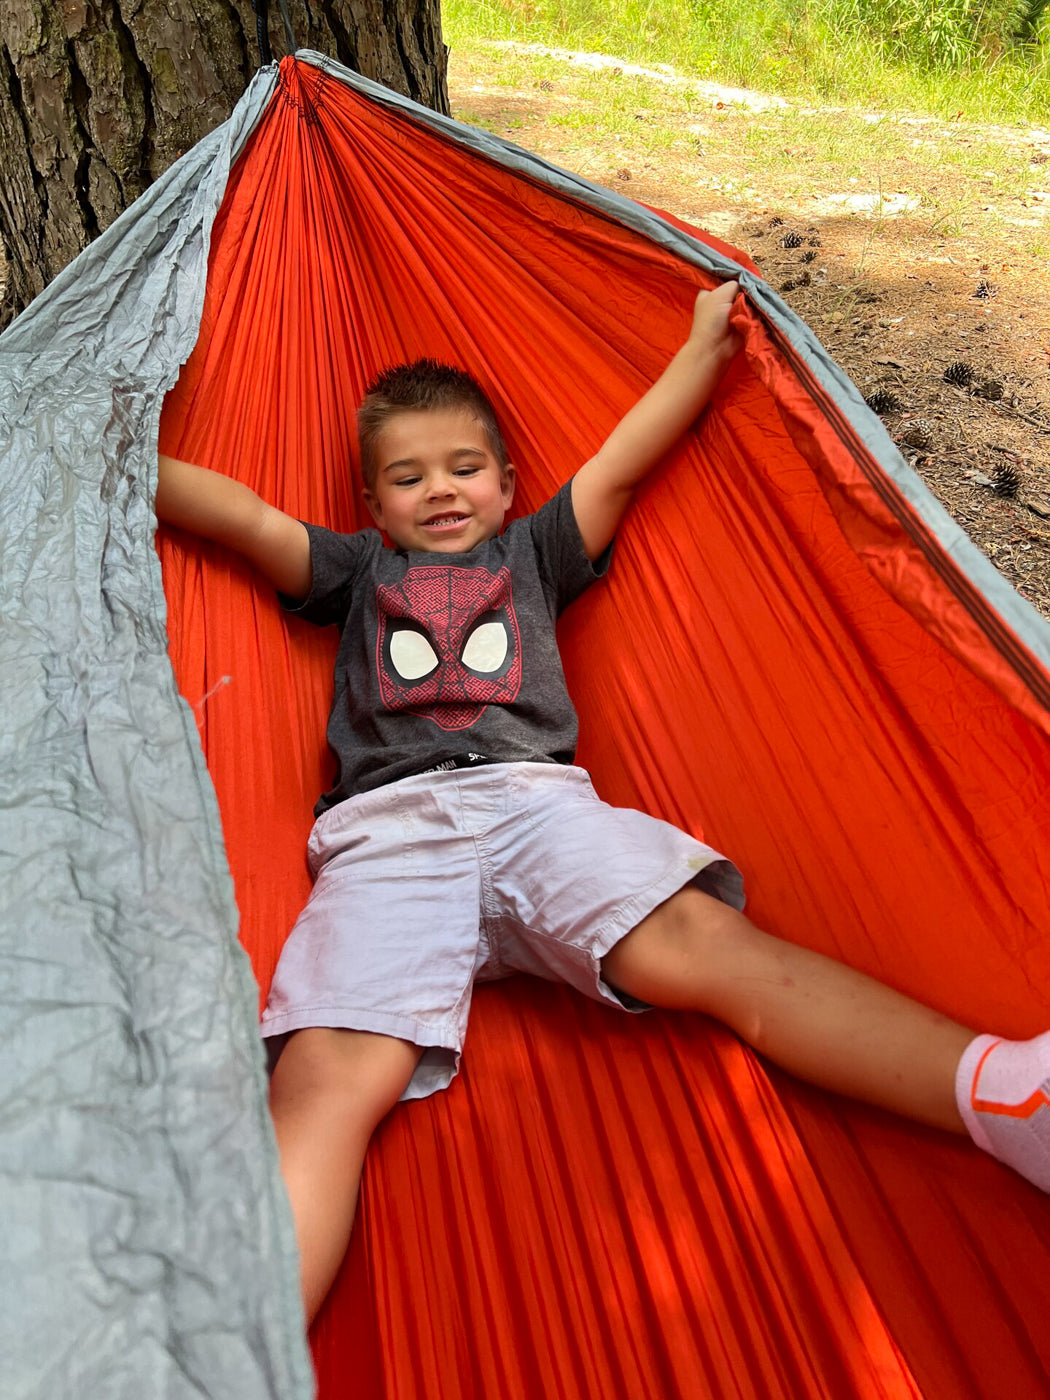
971, 1087, 1050, 1120
969, 1038, 1002, 1116
970, 1037, 1050, 1119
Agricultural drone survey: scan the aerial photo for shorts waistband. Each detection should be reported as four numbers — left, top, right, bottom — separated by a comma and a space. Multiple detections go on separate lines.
413, 751, 493, 777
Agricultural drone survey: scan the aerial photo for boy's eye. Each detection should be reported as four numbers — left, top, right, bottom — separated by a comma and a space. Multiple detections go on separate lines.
454, 466, 481, 477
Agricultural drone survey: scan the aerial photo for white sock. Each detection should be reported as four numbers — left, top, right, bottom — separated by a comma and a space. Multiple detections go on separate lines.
955, 1031, 1050, 1192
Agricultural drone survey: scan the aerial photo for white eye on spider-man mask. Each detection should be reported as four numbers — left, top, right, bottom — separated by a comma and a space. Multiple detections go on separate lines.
375, 565, 522, 731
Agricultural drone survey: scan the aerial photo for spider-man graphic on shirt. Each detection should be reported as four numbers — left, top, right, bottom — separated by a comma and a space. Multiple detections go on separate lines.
375, 564, 523, 731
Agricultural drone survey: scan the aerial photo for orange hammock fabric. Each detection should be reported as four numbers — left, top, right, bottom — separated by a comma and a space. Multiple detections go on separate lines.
158, 57, 1050, 1398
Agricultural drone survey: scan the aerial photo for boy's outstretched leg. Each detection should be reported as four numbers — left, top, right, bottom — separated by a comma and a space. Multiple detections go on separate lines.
269, 1028, 421, 1323
601, 885, 1050, 1189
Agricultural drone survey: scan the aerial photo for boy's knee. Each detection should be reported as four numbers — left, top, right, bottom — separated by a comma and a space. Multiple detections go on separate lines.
271, 1027, 421, 1124
602, 885, 747, 1007
639, 884, 744, 953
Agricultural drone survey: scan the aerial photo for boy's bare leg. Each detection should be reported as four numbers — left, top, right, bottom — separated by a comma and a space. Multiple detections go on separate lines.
601, 885, 971, 1131
269, 1027, 422, 1323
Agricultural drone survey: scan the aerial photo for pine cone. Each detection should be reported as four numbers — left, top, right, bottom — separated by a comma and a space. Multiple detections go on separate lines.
993, 461, 1021, 497
976, 379, 1004, 401
944, 361, 974, 386
864, 388, 901, 415
808, 236, 823, 247
768, 215, 785, 228
973, 279, 998, 299
800, 249, 817, 263
900, 418, 935, 450
781, 230, 804, 248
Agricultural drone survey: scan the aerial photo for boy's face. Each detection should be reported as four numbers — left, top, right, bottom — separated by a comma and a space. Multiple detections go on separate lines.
364, 408, 516, 553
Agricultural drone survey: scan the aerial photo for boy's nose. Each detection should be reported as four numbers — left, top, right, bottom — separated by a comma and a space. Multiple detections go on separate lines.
426, 475, 456, 499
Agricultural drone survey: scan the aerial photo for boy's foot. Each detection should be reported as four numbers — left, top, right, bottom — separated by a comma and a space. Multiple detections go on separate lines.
956, 1031, 1050, 1192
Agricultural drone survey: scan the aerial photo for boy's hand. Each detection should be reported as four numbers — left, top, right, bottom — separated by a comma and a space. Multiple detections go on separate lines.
688, 281, 742, 365
570, 278, 744, 560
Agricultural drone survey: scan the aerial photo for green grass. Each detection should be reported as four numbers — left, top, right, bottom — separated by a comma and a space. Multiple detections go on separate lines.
444, 0, 1050, 123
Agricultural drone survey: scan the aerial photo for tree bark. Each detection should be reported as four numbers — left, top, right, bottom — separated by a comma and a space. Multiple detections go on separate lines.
0, 0, 448, 323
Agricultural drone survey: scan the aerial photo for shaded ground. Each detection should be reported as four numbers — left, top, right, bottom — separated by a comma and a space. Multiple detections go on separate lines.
450, 42, 1050, 622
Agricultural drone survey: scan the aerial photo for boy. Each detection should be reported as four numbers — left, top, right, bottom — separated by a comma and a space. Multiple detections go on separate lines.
157, 280, 1050, 1324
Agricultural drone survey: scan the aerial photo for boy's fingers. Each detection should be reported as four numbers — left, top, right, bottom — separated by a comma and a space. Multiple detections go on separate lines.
695, 280, 740, 307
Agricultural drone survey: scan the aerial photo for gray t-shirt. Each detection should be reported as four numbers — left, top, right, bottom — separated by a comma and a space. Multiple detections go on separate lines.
284, 481, 609, 812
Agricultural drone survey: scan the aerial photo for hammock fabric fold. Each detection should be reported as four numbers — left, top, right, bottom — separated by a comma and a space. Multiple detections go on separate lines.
153, 54, 1050, 1399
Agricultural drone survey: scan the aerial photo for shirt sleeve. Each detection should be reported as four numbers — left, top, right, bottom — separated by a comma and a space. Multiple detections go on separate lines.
278, 523, 377, 628
527, 478, 613, 616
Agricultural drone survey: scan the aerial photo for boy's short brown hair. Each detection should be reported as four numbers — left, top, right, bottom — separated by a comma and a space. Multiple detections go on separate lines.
357, 360, 509, 490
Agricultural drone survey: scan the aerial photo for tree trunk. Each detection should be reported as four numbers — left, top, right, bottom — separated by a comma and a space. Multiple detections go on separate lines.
0, 0, 448, 323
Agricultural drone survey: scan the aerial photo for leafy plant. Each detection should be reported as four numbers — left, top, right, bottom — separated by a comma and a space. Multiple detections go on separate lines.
444, 0, 1050, 121
812, 0, 1038, 67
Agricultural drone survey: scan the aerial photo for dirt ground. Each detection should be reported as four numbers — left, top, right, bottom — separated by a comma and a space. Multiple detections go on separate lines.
450, 43, 1050, 623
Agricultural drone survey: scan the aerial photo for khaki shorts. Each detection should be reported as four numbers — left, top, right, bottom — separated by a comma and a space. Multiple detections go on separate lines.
261, 763, 744, 1100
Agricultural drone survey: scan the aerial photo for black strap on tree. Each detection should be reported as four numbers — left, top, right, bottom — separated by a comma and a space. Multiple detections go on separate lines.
252, 0, 272, 65
251, 0, 298, 65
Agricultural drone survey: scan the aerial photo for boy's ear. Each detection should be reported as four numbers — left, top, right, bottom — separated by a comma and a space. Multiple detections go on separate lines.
501, 464, 516, 509
363, 488, 385, 529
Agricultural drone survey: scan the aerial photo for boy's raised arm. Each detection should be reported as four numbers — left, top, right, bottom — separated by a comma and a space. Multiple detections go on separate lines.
156, 454, 313, 601
570, 280, 741, 560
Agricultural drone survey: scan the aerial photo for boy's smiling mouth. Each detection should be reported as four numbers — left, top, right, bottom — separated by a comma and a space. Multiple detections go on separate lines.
423, 513, 469, 529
